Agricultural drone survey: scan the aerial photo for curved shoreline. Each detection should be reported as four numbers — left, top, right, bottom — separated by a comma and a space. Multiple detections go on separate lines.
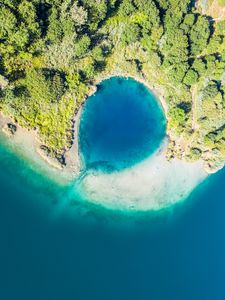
0, 76, 213, 212
0, 111, 80, 184
75, 138, 208, 211
90, 73, 169, 116
1, 74, 219, 177
0, 74, 169, 179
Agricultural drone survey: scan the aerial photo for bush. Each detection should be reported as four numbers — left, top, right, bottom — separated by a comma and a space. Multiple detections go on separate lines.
189, 148, 202, 160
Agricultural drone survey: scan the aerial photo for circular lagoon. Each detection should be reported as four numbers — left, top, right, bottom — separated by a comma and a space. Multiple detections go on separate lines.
79, 77, 166, 172
76, 77, 207, 211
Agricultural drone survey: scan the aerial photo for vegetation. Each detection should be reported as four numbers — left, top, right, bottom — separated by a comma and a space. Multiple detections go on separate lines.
218, 0, 225, 6
0, 0, 224, 169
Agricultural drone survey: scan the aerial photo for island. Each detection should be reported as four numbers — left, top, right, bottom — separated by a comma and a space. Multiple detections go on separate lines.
0, 0, 225, 197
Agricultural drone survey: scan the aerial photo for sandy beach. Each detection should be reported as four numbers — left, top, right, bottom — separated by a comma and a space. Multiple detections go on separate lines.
0, 73, 177, 183
0, 76, 209, 211
0, 111, 81, 183
76, 139, 208, 211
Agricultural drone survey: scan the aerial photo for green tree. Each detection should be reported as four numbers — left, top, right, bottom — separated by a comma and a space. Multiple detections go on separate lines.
169, 106, 186, 127
202, 82, 220, 101
9, 24, 29, 50
18, 0, 40, 37
192, 58, 206, 75
121, 24, 140, 45
190, 16, 210, 55
74, 35, 91, 58
119, 0, 136, 17
161, 29, 189, 65
189, 148, 202, 160
168, 63, 189, 84
47, 7, 63, 43
23, 69, 52, 104
49, 73, 65, 103
0, 7, 17, 40
183, 69, 198, 86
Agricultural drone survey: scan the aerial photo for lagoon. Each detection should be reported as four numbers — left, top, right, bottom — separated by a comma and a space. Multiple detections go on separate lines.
79, 77, 166, 172
77, 77, 206, 211
0, 77, 224, 300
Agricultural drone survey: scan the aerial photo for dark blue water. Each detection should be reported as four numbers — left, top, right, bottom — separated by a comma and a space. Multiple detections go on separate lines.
0, 142, 225, 300
79, 78, 166, 171
0, 77, 225, 300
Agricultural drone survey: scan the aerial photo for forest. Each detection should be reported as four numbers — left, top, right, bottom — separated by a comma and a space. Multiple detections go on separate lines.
0, 0, 225, 169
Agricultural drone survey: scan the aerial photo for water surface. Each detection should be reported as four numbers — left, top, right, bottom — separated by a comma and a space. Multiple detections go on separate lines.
79, 77, 166, 171
0, 77, 225, 300
0, 142, 225, 300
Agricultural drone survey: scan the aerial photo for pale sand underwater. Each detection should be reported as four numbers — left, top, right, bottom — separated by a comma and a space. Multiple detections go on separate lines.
0, 115, 208, 212
76, 140, 207, 211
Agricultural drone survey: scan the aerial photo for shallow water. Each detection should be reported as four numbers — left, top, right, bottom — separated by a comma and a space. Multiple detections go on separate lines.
0, 78, 225, 299
77, 78, 205, 211
0, 142, 225, 300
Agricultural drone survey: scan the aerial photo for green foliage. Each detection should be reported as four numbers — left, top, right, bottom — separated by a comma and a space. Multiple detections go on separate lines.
22, 69, 54, 103
119, 0, 136, 17
9, 24, 29, 50
218, 0, 225, 5
0, 7, 17, 40
0, 0, 224, 161
169, 107, 186, 127
74, 35, 91, 58
192, 58, 206, 75
66, 73, 80, 91
168, 63, 189, 85
189, 16, 211, 55
18, 0, 40, 36
161, 29, 189, 65
47, 7, 63, 43
202, 82, 221, 101
217, 21, 225, 34
183, 69, 199, 86
189, 148, 202, 160
121, 24, 141, 45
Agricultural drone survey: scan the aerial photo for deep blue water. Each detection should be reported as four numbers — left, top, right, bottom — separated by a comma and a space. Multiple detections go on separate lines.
79, 78, 166, 171
0, 143, 225, 300
0, 78, 225, 300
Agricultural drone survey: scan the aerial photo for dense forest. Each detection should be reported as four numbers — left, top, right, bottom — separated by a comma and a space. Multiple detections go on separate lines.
0, 0, 225, 169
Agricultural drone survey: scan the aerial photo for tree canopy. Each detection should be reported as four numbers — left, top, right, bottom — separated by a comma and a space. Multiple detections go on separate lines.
0, 0, 224, 168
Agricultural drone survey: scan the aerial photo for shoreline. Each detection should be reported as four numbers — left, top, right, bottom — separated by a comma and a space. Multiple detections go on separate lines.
76, 138, 208, 211
90, 72, 169, 116
0, 73, 169, 182
0, 111, 81, 184
0, 73, 220, 188
0, 88, 210, 212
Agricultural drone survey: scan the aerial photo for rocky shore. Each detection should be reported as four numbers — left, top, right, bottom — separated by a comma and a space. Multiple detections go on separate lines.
0, 111, 81, 183
1, 70, 224, 180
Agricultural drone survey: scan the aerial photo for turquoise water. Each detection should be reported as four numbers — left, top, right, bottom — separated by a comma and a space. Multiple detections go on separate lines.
0, 78, 225, 299
79, 77, 166, 171
0, 142, 225, 299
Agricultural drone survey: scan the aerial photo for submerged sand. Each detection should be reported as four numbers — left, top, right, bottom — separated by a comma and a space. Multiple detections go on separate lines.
76, 139, 207, 211
0, 111, 208, 211
0, 112, 81, 183
0, 76, 209, 212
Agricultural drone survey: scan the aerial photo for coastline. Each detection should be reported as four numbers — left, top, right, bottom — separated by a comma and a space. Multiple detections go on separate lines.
0, 73, 169, 180
0, 74, 215, 180
90, 72, 169, 116
0, 111, 81, 184
76, 138, 208, 211
0, 80, 210, 211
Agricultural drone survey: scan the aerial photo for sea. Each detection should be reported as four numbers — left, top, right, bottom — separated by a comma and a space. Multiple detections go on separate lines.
0, 78, 225, 300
